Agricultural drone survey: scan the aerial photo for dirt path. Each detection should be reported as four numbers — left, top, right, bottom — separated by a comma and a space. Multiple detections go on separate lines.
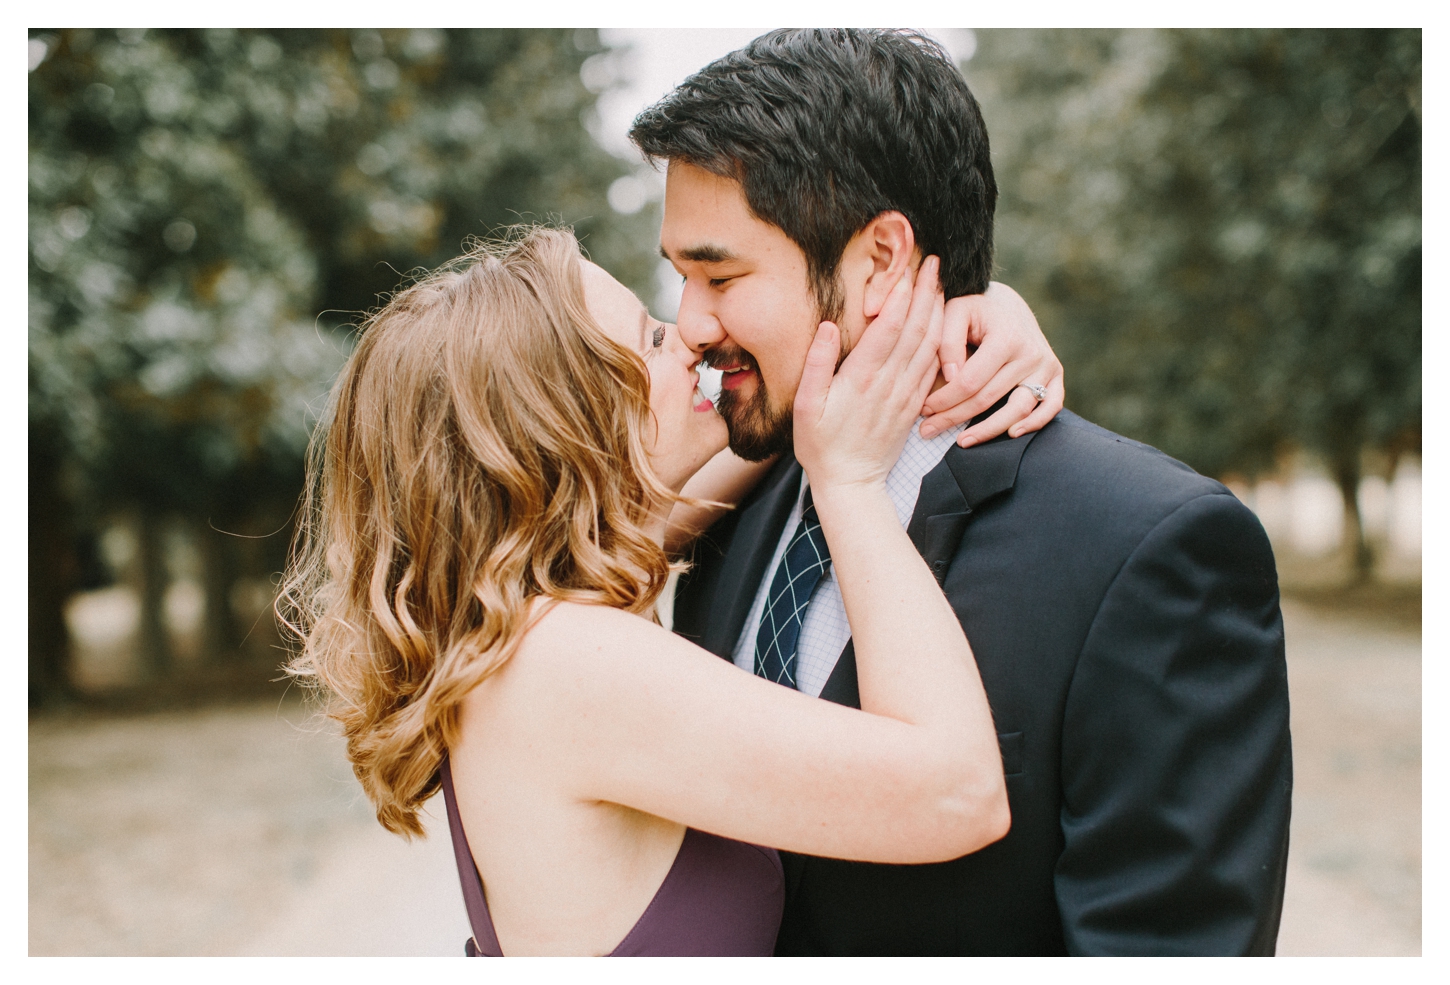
28, 601, 1419, 955
28, 698, 469, 956
1273, 600, 1421, 955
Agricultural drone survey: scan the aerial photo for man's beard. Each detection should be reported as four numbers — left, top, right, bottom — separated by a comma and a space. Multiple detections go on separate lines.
707, 345, 795, 463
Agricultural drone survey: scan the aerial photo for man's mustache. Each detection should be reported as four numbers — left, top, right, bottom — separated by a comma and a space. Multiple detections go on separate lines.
703, 345, 759, 376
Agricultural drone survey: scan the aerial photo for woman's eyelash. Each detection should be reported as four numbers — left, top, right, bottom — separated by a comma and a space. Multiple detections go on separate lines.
652, 325, 665, 348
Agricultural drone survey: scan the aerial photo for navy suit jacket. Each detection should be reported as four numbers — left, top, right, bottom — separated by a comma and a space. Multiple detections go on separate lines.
671, 410, 1292, 955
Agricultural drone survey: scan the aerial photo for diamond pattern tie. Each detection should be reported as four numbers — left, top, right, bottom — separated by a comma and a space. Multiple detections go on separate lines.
754, 490, 832, 689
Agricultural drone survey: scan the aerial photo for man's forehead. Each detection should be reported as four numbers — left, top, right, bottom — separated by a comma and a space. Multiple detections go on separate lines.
664, 159, 738, 194
662, 162, 750, 219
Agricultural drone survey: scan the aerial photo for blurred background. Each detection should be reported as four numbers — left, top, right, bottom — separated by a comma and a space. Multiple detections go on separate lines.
29, 28, 1420, 955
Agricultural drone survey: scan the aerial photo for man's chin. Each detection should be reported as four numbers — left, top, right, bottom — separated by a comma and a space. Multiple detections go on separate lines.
728, 436, 791, 463
720, 407, 793, 463
713, 374, 793, 462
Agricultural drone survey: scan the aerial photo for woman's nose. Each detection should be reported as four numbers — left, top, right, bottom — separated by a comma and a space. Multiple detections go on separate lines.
664, 323, 698, 366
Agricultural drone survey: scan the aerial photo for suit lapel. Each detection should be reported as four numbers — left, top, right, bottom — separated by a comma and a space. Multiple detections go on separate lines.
942, 429, 1039, 512
703, 456, 803, 657
819, 640, 860, 707
817, 428, 1043, 708
906, 459, 972, 585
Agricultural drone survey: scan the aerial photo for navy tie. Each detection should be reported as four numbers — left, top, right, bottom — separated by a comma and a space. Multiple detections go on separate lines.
754, 490, 832, 689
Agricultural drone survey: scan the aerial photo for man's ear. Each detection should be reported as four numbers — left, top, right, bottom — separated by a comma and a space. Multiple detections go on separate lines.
859, 212, 918, 319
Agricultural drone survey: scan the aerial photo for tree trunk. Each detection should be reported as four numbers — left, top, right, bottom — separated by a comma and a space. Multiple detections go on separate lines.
136, 509, 172, 676
1332, 454, 1373, 584
199, 523, 243, 662
29, 436, 76, 708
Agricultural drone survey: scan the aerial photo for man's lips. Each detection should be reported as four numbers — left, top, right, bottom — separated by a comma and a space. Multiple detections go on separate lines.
718, 367, 754, 391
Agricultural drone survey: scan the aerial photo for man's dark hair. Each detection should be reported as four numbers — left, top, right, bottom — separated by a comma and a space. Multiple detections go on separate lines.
629, 28, 997, 316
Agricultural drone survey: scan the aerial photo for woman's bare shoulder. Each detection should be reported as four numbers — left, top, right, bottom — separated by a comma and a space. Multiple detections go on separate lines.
459, 601, 662, 739
524, 599, 666, 647
507, 600, 684, 685
463, 600, 703, 760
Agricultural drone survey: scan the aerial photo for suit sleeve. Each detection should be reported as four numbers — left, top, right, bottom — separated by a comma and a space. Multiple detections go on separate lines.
1055, 491, 1293, 955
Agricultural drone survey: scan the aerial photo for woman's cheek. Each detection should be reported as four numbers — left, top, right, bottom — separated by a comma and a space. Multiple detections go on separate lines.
645, 368, 674, 444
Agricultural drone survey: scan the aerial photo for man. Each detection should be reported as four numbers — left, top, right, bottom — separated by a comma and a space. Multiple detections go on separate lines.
631, 29, 1291, 955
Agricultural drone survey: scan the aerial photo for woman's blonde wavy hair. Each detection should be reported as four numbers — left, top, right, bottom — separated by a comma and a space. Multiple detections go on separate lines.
279, 227, 679, 837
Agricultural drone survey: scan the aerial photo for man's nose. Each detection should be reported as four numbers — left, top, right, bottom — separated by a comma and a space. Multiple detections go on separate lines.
675, 280, 725, 354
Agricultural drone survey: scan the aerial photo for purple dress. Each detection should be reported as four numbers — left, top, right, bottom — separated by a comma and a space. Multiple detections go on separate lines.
441, 757, 785, 956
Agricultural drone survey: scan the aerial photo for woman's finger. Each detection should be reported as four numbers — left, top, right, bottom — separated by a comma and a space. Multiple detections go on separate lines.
1003, 354, 1065, 437
907, 290, 946, 404
922, 342, 1028, 426
1004, 372, 1064, 439
793, 321, 841, 425
919, 372, 1011, 427
847, 264, 914, 370
955, 385, 1043, 448
928, 294, 1001, 409
918, 356, 1027, 438
937, 290, 970, 386
888, 256, 940, 368
921, 323, 1010, 417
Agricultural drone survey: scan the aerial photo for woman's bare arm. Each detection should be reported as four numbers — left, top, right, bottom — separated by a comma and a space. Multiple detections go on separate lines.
492, 602, 1002, 863
663, 449, 778, 556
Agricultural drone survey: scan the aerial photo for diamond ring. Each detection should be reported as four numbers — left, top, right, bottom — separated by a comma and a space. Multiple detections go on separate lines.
1018, 383, 1048, 403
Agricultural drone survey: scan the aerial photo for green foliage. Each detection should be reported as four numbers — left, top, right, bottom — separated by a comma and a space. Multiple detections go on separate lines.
968, 29, 1421, 480
28, 29, 661, 692
29, 27, 658, 518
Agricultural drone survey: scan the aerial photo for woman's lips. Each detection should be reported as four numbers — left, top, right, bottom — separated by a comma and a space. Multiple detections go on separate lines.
688, 368, 713, 412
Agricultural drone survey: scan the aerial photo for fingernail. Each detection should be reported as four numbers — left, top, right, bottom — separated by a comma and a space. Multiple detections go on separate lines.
958, 435, 977, 448
942, 362, 958, 382
920, 424, 938, 439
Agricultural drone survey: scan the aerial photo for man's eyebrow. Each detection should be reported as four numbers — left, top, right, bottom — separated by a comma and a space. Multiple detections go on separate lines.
662, 243, 742, 264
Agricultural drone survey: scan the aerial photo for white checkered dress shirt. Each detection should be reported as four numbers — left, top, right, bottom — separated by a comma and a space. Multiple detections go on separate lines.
731, 417, 967, 696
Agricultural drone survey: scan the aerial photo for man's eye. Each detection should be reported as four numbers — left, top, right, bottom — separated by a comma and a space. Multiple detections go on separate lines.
708, 277, 731, 288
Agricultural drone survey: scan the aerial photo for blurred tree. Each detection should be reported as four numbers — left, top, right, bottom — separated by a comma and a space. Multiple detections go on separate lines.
29, 28, 658, 703
968, 29, 1420, 579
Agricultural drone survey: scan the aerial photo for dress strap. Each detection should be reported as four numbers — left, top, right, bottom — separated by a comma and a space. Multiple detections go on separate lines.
440, 755, 504, 956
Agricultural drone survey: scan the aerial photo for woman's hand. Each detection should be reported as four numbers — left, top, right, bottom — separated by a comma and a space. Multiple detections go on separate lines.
919, 281, 1064, 447
793, 256, 944, 492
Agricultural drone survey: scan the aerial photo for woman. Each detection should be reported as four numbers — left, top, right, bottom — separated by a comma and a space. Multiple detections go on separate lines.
281, 227, 1057, 956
